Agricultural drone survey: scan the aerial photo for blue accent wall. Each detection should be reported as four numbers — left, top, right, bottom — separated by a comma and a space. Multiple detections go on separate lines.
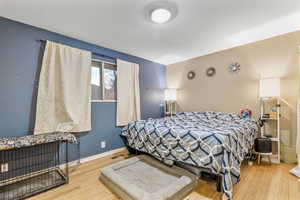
0, 17, 166, 159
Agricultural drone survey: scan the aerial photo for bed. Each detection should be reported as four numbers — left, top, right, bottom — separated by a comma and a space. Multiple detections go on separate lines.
121, 111, 259, 199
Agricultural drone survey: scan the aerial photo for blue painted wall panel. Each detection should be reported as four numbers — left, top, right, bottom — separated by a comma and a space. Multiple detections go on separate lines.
0, 17, 166, 159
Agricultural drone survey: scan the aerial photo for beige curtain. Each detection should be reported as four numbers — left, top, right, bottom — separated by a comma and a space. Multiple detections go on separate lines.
297, 47, 300, 168
116, 59, 141, 126
290, 46, 300, 179
34, 41, 92, 134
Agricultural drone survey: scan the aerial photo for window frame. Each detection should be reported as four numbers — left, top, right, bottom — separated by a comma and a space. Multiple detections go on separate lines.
91, 59, 117, 103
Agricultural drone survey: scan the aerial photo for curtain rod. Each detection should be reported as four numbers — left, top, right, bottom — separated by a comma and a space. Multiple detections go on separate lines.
36, 39, 116, 61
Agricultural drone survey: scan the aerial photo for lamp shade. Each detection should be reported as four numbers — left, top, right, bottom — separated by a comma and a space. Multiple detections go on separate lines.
165, 89, 177, 101
259, 78, 280, 98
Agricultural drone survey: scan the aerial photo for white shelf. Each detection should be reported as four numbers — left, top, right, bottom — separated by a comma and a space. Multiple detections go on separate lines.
260, 98, 281, 163
261, 154, 280, 164
254, 152, 272, 155
261, 118, 278, 121
262, 137, 279, 142
270, 137, 279, 142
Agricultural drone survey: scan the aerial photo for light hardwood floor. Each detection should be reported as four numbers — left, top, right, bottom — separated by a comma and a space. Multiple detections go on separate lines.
28, 150, 300, 200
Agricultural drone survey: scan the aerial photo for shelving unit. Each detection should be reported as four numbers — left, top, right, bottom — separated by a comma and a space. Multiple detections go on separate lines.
260, 97, 281, 163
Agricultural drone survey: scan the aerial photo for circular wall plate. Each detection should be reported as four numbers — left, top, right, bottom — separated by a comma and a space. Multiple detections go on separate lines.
187, 70, 196, 80
206, 67, 216, 77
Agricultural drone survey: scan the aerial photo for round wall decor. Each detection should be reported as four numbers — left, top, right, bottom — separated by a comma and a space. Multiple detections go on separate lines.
228, 62, 241, 73
187, 70, 196, 80
206, 67, 216, 77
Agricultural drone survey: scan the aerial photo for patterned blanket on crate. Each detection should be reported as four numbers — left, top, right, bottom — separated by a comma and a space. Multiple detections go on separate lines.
121, 112, 258, 199
0, 132, 77, 151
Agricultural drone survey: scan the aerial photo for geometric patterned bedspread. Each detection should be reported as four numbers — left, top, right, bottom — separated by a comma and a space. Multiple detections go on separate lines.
121, 112, 258, 199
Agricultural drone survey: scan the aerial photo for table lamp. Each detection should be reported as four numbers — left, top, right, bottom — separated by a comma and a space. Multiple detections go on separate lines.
165, 89, 177, 116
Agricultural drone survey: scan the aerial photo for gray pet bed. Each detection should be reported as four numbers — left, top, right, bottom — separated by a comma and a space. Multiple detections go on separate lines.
100, 155, 198, 200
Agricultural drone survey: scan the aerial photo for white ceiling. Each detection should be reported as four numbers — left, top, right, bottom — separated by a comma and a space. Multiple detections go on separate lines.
1, 0, 300, 65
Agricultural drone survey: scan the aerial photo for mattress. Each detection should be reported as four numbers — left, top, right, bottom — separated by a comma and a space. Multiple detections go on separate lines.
121, 111, 258, 199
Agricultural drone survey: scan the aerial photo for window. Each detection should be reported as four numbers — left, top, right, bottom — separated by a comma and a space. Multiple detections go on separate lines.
91, 60, 117, 102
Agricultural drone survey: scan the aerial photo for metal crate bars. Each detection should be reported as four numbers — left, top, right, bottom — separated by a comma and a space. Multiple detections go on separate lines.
0, 133, 76, 200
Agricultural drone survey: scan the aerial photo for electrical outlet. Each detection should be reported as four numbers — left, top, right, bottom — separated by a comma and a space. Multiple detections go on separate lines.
101, 141, 106, 149
1, 163, 8, 173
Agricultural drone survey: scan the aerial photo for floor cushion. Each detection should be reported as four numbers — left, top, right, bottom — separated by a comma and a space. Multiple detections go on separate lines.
99, 155, 198, 200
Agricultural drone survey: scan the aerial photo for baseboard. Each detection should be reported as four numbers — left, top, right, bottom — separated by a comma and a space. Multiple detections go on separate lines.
80, 147, 127, 164
63, 147, 127, 168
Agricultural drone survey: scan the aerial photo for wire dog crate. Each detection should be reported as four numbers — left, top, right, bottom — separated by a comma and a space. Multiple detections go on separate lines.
0, 133, 75, 200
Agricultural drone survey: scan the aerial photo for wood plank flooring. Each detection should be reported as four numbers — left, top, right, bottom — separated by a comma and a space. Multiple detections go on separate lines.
28, 150, 300, 200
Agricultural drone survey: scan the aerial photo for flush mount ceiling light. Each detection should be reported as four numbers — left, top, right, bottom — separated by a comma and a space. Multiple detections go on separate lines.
151, 8, 172, 23
145, 1, 178, 24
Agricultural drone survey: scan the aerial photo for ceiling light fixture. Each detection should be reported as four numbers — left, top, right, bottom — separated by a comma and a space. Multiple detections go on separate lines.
151, 8, 172, 24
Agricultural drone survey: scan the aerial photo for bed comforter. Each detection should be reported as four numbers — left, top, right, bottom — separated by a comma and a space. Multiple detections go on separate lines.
121, 112, 258, 199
